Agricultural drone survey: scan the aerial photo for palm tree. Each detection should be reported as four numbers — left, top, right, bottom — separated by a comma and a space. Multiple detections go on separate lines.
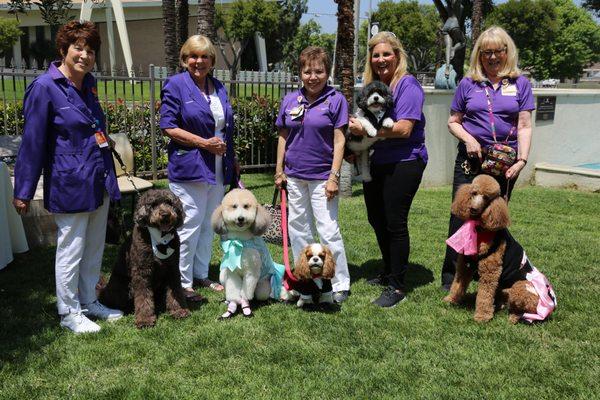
471, 0, 483, 43
334, 0, 355, 197
163, 0, 179, 75
176, 0, 189, 49
197, 0, 217, 43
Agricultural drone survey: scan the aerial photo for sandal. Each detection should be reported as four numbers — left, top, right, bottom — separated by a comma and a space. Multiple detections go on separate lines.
183, 288, 206, 303
241, 305, 253, 318
218, 302, 238, 320
195, 278, 224, 292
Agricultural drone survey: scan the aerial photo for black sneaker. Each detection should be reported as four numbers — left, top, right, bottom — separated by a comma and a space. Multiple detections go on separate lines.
373, 287, 406, 308
366, 275, 388, 286
333, 290, 350, 304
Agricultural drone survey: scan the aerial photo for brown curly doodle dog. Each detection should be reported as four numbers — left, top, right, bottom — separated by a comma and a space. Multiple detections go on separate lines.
99, 189, 191, 328
443, 175, 556, 324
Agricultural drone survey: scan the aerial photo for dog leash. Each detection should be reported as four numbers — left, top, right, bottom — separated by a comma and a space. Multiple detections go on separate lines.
110, 147, 141, 196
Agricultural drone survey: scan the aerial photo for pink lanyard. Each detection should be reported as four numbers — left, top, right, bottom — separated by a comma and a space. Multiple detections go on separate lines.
483, 85, 516, 144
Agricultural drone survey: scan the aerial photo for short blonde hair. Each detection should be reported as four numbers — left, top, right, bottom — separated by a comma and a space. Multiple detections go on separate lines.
467, 26, 520, 82
363, 31, 408, 89
179, 35, 216, 68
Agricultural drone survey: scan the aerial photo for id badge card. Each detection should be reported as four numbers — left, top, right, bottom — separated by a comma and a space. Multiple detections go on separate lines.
289, 104, 305, 121
95, 130, 109, 148
502, 84, 517, 96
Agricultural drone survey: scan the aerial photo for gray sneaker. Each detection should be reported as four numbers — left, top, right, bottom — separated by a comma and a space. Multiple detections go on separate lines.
82, 300, 123, 322
373, 287, 406, 308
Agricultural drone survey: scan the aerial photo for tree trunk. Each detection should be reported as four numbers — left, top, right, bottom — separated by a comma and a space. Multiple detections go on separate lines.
176, 0, 189, 50
163, 0, 179, 75
335, 0, 355, 198
197, 0, 217, 44
472, 0, 483, 43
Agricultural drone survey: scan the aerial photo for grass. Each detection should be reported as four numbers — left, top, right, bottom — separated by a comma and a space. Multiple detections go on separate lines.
1, 173, 599, 399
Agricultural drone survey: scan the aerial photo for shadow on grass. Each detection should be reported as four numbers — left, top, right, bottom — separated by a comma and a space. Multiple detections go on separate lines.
0, 247, 60, 365
349, 259, 434, 293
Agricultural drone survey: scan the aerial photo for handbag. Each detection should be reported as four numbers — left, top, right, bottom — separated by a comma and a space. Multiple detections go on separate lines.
262, 187, 290, 246
480, 85, 517, 177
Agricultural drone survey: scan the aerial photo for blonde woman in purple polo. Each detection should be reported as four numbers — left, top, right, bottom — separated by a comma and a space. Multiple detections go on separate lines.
274, 46, 351, 304
440, 26, 535, 289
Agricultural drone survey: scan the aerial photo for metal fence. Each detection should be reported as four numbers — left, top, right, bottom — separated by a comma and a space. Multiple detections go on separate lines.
0, 65, 302, 179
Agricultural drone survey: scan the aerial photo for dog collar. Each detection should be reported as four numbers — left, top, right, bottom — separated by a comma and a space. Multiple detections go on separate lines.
147, 227, 175, 260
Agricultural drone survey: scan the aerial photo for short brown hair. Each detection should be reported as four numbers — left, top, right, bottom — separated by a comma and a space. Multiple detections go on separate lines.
298, 46, 331, 75
56, 20, 101, 57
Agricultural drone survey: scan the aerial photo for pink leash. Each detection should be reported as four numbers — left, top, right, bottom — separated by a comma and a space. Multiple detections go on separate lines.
280, 186, 298, 290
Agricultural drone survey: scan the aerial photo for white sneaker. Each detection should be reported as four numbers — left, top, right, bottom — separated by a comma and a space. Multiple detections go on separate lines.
82, 300, 124, 322
60, 312, 101, 334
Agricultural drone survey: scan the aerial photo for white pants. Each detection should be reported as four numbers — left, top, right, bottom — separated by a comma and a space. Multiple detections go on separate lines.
169, 181, 225, 288
287, 177, 350, 292
54, 195, 109, 315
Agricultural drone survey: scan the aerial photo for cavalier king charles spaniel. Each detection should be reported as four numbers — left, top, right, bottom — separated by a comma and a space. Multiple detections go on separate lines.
292, 243, 336, 308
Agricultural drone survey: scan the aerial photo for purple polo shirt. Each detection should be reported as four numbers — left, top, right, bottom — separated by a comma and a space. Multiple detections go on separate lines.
14, 62, 120, 213
451, 76, 535, 149
276, 86, 349, 180
160, 72, 236, 185
370, 75, 428, 164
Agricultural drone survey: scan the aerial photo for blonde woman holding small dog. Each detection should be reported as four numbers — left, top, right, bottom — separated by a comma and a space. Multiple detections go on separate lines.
348, 31, 428, 308
275, 46, 351, 304
440, 26, 534, 290
160, 35, 239, 301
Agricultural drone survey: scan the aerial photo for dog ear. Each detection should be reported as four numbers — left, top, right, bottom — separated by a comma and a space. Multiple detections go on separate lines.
357, 90, 367, 110
480, 197, 511, 231
250, 203, 271, 236
451, 183, 473, 221
133, 203, 151, 227
164, 190, 185, 228
321, 246, 336, 279
211, 204, 227, 235
385, 93, 395, 111
293, 249, 311, 280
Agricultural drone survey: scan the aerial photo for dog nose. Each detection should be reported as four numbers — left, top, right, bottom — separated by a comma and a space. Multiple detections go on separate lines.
237, 216, 245, 223
373, 95, 379, 102
311, 256, 320, 263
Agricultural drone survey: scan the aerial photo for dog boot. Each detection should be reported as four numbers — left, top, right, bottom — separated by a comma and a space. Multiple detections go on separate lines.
319, 291, 334, 304
219, 301, 238, 320
240, 298, 253, 318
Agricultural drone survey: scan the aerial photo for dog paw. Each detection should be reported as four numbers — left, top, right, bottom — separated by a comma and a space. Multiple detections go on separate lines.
443, 295, 460, 305
171, 308, 191, 319
382, 118, 394, 128
135, 315, 157, 328
474, 312, 493, 323
508, 314, 521, 324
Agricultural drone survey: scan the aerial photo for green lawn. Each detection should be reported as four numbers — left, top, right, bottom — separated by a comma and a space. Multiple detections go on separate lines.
1, 173, 599, 399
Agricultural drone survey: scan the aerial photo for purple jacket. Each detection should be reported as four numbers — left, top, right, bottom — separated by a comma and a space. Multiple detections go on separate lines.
14, 62, 120, 213
160, 72, 235, 185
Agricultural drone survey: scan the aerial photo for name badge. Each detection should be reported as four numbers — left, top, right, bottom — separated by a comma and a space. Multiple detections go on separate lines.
95, 130, 109, 148
502, 84, 517, 96
289, 104, 305, 120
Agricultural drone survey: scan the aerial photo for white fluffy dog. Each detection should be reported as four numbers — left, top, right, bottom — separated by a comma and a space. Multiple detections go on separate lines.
211, 189, 283, 319
346, 81, 394, 182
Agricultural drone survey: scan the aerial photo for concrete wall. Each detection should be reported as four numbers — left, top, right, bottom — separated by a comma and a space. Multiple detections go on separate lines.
419, 88, 600, 187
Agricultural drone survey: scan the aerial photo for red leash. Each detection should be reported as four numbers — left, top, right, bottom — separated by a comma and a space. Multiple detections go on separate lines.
280, 186, 298, 290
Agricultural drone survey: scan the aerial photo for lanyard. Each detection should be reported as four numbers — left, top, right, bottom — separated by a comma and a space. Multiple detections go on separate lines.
483, 85, 515, 144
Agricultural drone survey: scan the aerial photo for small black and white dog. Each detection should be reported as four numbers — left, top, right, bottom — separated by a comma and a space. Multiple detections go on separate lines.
346, 81, 394, 182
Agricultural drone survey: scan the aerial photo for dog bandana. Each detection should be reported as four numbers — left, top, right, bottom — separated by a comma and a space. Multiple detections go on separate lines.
220, 237, 285, 298
520, 255, 557, 323
147, 227, 175, 260
446, 220, 480, 256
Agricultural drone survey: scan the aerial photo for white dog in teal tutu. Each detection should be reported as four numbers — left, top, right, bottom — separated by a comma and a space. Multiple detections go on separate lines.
211, 189, 284, 319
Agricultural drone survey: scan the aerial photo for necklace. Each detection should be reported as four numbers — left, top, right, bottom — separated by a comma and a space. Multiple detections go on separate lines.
202, 77, 211, 105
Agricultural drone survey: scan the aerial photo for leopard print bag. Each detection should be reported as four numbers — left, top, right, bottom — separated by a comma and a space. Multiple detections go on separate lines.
262, 187, 289, 246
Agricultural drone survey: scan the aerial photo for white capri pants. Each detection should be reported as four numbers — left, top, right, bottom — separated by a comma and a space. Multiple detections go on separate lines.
286, 177, 350, 292
169, 181, 225, 289
54, 195, 109, 315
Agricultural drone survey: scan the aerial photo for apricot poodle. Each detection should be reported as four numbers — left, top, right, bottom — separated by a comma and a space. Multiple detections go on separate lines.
443, 175, 556, 324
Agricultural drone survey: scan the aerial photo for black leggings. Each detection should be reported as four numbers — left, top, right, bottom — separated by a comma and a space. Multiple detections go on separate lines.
440, 143, 517, 285
363, 158, 426, 291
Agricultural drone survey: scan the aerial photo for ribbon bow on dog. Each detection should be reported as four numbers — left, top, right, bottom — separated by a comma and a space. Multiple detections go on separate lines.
446, 220, 480, 256
220, 239, 244, 271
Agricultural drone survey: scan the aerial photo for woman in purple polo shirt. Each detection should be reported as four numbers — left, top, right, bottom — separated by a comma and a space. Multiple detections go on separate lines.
440, 26, 535, 289
13, 21, 123, 333
160, 35, 238, 301
275, 46, 351, 304
348, 32, 428, 308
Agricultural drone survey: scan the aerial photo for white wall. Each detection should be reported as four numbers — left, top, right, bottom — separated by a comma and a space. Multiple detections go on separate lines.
419, 88, 600, 187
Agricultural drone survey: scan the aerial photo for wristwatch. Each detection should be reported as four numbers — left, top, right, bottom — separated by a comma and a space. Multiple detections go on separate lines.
330, 169, 341, 179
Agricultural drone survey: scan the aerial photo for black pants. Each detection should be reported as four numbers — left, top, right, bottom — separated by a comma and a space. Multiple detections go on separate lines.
363, 158, 426, 291
441, 143, 517, 285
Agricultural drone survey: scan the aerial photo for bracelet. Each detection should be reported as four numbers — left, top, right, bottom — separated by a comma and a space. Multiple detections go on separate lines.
517, 158, 528, 165
274, 171, 284, 179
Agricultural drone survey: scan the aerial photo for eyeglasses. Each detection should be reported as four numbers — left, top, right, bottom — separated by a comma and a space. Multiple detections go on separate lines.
480, 48, 507, 58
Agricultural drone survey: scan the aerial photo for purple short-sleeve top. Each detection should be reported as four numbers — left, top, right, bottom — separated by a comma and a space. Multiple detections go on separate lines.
451, 75, 535, 149
276, 86, 349, 180
370, 75, 428, 164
